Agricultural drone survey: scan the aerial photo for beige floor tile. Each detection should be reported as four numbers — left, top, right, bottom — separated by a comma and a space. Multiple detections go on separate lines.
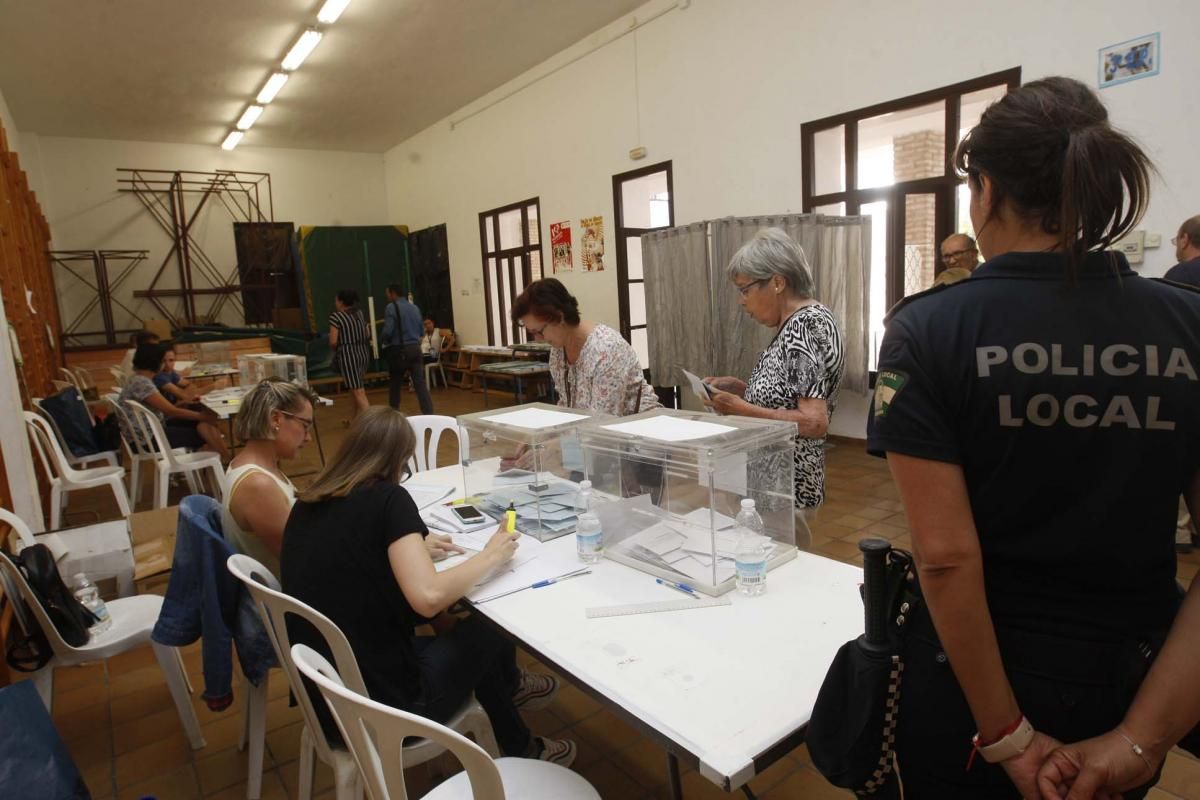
110, 682, 173, 727
265, 720, 305, 767
109, 663, 167, 699
609, 738, 674, 789
81, 761, 114, 799
116, 764, 200, 800
279, 755, 335, 797
52, 682, 111, 718
745, 754, 802, 795
264, 693, 305, 732
66, 727, 114, 771
54, 661, 107, 693
574, 756, 649, 799
199, 710, 259, 757
571, 709, 642, 757
55, 696, 112, 742
114, 735, 194, 788
201, 770, 290, 800
113, 704, 193, 756
761, 765, 854, 799
106, 644, 158, 675
196, 746, 269, 796
547, 682, 604, 724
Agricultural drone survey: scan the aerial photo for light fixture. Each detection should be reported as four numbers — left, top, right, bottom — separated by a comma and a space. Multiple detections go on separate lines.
221, 131, 244, 151
256, 72, 289, 104
236, 105, 265, 131
281, 28, 323, 71
317, 0, 352, 24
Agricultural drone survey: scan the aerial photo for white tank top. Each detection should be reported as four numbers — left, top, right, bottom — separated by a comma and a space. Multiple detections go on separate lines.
221, 463, 295, 577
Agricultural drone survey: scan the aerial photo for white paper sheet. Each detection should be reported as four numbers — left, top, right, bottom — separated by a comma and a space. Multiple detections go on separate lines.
399, 483, 454, 510
470, 550, 585, 603
680, 368, 715, 408
602, 416, 737, 442
480, 408, 590, 430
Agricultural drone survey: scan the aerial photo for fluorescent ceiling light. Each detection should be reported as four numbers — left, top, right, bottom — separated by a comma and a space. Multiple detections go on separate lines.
221, 131, 244, 151
282, 29, 323, 71
317, 0, 352, 24
256, 72, 289, 104
237, 105, 265, 130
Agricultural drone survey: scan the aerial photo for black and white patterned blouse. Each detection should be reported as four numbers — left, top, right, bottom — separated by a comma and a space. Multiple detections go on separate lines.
744, 304, 845, 508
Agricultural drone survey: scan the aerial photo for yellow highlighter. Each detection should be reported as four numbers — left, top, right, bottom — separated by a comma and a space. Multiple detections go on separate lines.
505, 502, 517, 534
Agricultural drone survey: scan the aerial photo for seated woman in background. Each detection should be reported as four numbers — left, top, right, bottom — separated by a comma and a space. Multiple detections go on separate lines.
704, 229, 845, 549
512, 278, 660, 416
221, 379, 317, 577
118, 342, 230, 461
154, 344, 218, 406
281, 407, 577, 766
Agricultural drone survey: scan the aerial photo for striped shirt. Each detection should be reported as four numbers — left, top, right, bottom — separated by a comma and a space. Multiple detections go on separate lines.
329, 308, 369, 345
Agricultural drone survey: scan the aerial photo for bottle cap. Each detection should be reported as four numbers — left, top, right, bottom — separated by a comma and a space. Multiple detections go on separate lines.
579, 480, 592, 490
741, 498, 756, 509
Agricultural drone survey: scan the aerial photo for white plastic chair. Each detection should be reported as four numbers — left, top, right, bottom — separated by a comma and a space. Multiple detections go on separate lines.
0, 507, 205, 748
227, 554, 497, 800
292, 644, 600, 800
406, 415, 469, 473
109, 366, 130, 390
104, 393, 183, 507
32, 399, 119, 470
24, 411, 130, 528
123, 399, 225, 508
424, 359, 449, 390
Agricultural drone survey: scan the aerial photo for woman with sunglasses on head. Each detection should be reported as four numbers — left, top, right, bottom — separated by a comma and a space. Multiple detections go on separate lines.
703, 229, 845, 549
281, 407, 577, 766
512, 278, 660, 417
868, 76, 1200, 799
222, 378, 318, 576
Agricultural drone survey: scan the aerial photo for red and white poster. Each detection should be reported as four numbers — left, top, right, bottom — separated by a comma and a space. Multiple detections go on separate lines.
580, 215, 605, 272
550, 221, 573, 274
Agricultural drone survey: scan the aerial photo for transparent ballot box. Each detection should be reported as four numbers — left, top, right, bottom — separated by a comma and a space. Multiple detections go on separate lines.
238, 353, 308, 387
579, 409, 798, 596
457, 403, 612, 542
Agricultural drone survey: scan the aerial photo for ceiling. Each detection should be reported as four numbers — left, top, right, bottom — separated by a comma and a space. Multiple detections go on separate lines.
0, 0, 645, 152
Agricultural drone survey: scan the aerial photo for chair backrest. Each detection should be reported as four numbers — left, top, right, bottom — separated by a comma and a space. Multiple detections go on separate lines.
0, 508, 39, 637
104, 394, 151, 459
291, 643, 504, 800
405, 415, 468, 472
70, 367, 93, 390
59, 368, 83, 393
226, 554, 368, 765
108, 366, 129, 390
124, 399, 183, 465
24, 411, 83, 484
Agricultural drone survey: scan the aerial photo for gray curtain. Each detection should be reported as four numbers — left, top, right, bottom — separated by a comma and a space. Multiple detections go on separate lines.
644, 213, 871, 395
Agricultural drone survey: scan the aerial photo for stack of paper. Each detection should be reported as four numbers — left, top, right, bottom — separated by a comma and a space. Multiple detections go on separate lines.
399, 483, 454, 511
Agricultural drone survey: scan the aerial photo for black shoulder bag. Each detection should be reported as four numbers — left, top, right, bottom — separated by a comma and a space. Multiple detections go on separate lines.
3, 545, 96, 672
808, 539, 918, 797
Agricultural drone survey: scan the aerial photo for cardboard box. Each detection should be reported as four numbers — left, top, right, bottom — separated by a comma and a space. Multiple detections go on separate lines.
128, 506, 179, 594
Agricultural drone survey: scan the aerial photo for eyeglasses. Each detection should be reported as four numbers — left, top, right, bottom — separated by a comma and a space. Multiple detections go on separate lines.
522, 320, 551, 339
1172, 235, 1184, 246
941, 248, 976, 263
279, 410, 314, 432
735, 279, 768, 297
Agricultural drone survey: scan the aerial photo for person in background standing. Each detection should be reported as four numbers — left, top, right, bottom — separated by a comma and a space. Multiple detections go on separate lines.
329, 289, 371, 419
381, 284, 433, 414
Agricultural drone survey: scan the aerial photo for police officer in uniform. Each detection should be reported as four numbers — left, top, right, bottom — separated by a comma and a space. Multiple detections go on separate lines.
867, 76, 1200, 799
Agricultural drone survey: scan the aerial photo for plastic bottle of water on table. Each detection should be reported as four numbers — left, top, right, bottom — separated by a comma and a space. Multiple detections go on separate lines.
734, 498, 768, 596
73, 573, 112, 636
574, 480, 593, 516
576, 512, 604, 564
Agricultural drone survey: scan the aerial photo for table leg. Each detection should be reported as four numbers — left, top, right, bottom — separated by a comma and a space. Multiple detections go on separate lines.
667, 753, 683, 800
741, 786, 758, 799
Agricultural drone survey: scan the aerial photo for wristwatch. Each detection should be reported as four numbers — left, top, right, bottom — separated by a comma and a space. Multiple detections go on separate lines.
973, 716, 1035, 763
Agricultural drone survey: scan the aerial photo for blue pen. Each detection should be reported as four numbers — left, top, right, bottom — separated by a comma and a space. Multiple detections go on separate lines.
656, 578, 700, 599
532, 568, 592, 589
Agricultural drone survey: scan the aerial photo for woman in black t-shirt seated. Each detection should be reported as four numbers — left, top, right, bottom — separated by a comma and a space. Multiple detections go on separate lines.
281, 406, 578, 766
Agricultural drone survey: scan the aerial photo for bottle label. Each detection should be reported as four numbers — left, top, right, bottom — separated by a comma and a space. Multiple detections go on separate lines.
577, 532, 603, 554
736, 559, 767, 584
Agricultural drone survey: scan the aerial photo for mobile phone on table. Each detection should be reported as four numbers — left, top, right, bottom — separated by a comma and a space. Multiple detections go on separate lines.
451, 504, 486, 523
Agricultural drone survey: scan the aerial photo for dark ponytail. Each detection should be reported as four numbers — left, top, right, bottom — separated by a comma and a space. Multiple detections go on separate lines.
954, 76, 1152, 274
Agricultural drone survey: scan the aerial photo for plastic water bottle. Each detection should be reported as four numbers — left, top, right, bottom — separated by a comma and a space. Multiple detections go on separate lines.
576, 512, 603, 564
574, 480, 593, 516
734, 499, 768, 596
72, 573, 112, 636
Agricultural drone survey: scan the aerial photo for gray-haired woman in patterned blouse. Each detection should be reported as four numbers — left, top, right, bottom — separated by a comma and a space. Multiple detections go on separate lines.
704, 228, 845, 548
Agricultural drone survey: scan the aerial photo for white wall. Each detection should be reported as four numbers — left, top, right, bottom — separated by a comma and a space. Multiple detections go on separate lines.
20, 134, 389, 334
383, 0, 1200, 439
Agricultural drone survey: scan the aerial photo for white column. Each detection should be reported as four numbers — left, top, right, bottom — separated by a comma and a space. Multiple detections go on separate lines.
0, 283, 45, 530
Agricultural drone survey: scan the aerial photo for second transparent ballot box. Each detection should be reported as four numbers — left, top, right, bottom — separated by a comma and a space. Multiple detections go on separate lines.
578, 409, 798, 596
238, 353, 308, 387
457, 403, 612, 542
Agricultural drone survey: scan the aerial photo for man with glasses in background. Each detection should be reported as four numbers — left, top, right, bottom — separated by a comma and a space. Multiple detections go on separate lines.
931, 233, 980, 287
1164, 215, 1200, 288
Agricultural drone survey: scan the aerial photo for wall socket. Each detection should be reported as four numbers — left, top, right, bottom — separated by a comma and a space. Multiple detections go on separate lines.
1145, 232, 1162, 248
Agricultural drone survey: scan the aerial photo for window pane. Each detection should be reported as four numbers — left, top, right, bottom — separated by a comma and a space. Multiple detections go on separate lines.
812, 125, 845, 195
485, 215, 495, 253
958, 84, 1008, 144
499, 258, 512, 345
957, 183, 973, 236
488, 258, 500, 344
857, 100, 946, 189
903, 194, 937, 296
813, 202, 846, 216
621, 171, 669, 229
527, 203, 540, 245
529, 249, 543, 281
498, 208, 523, 250
631, 327, 649, 370
626, 236, 644, 280
861, 200, 889, 371
628, 281, 646, 327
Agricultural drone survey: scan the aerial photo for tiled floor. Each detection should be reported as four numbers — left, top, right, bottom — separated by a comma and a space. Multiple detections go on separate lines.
19, 382, 1200, 799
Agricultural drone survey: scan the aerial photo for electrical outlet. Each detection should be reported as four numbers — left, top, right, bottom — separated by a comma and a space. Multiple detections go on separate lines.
1145, 232, 1162, 248
460, 289, 470, 296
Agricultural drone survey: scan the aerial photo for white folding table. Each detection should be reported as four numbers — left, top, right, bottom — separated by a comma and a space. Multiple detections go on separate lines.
416, 463, 864, 797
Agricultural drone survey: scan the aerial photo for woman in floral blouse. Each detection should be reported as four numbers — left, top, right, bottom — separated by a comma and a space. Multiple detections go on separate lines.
512, 279, 660, 416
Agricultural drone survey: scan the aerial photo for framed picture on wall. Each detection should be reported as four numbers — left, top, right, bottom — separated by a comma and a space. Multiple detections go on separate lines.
1098, 33, 1159, 89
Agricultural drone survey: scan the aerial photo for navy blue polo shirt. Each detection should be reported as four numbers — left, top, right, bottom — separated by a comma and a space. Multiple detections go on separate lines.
1164, 256, 1200, 289
867, 251, 1200, 638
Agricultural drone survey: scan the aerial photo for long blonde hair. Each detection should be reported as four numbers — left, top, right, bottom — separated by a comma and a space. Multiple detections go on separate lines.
297, 407, 417, 503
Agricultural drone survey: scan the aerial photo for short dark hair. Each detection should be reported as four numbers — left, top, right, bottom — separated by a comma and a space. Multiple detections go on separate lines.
133, 330, 160, 347
1180, 215, 1200, 247
511, 278, 581, 326
386, 283, 404, 297
954, 76, 1151, 274
132, 342, 168, 372
336, 289, 359, 307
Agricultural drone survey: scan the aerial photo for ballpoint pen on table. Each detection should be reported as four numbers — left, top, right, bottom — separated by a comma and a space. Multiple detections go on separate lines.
656, 578, 701, 599
476, 568, 593, 603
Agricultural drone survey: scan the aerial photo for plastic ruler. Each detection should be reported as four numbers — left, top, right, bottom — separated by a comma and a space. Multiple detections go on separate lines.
585, 596, 732, 618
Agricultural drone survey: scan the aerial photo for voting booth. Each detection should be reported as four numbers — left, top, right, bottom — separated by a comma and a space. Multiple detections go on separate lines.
457, 403, 610, 542
578, 409, 798, 596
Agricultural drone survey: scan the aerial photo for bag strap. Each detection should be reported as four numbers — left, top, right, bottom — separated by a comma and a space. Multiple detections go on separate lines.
859, 655, 905, 796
